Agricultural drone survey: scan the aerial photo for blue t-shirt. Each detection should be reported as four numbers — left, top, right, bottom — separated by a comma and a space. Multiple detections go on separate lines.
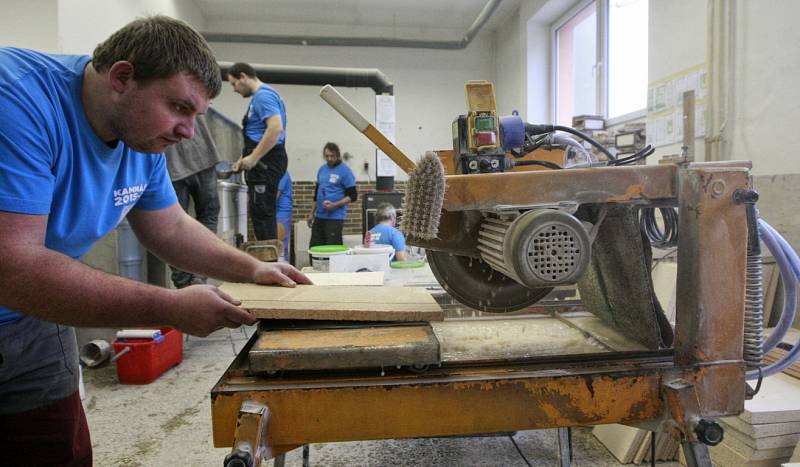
370, 223, 406, 260
276, 171, 292, 218
243, 84, 287, 144
0, 48, 177, 324
315, 162, 356, 220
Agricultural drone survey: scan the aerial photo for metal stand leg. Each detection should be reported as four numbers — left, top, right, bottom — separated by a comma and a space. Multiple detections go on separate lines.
303, 444, 310, 467
224, 401, 270, 467
681, 441, 713, 467
557, 427, 572, 467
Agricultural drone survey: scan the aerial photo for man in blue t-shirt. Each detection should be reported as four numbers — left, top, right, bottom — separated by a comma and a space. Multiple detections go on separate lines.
227, 62, 288, 241
368, 203, 408, 261
307, 142, 358, 248
276, 171, 293, 261
0, 17, 309, 465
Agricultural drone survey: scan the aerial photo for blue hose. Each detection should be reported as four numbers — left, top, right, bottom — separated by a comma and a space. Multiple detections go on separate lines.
747, 220, 800, 380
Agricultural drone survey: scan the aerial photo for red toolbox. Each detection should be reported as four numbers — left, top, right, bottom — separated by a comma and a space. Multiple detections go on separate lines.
112, 327, 183, 384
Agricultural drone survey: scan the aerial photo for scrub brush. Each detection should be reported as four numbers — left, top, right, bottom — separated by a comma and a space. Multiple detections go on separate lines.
320, 85, 446, 239
401, 152, 446, 240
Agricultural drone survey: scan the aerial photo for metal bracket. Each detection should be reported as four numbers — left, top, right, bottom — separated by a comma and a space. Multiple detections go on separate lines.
224, 401, 270, 467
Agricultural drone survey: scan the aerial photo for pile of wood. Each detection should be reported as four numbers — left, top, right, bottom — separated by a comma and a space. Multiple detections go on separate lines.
592, 424, 679, 464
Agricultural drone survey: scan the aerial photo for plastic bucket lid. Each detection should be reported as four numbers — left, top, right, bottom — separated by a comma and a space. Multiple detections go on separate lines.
309, 245, 350, 257
390, 259, 426, 269
353, 244, 394, 255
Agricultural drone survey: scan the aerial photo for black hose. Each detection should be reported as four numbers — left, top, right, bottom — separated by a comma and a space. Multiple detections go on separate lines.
525, 123, 617, 161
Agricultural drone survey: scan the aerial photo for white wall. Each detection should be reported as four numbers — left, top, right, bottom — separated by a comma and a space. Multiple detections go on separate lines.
728, 0, 800, 175
57, 0, 205, 54
0, 0, 59, 52
647, 0, 708, 161
494, 5, 525, 117
209, 32, 496, 182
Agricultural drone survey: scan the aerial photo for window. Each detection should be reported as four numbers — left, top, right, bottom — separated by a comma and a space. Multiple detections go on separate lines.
553, 0, 649, 126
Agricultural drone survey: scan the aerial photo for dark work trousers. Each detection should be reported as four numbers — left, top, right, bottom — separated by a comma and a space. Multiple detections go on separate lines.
0, 390, 92, 467
170, 165, 220, 288
244, 138, 288, 241
310, 218, 345, 248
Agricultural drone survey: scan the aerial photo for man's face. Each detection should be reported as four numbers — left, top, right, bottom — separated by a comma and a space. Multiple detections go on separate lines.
228, 74, 252, 98
111, 72, 209, 153
324, 148, 339, 167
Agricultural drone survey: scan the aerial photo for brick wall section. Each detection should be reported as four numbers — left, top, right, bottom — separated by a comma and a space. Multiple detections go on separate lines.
247, 180, 408, 239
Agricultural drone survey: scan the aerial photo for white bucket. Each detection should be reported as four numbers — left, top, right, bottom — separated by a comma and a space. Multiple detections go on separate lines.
309, 245, 351, 272
353, 244, 395, 258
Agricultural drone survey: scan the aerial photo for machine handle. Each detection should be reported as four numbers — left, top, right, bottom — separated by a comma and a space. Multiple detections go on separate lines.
320, 85, 370, 132
320, 85, 417, 174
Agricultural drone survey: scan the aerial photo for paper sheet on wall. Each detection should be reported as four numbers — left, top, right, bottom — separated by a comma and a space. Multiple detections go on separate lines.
646, 65, 707, 148
375, 95, 397, 177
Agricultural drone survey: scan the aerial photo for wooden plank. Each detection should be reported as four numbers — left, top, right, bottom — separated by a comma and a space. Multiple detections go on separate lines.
220, 283, 443, 322
764, 348, 800, 380
304, 272, 384, 286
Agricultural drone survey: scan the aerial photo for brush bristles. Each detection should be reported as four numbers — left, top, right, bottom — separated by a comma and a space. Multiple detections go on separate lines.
401, 152, 446, 240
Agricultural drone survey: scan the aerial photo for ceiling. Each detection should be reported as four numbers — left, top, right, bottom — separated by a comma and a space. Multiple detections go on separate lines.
194, 0, 522, 32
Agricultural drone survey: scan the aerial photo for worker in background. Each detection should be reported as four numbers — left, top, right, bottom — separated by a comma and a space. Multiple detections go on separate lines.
276, 171, 293, 262
228, 62, 288, 241
307, 142, 357, 247
165, 114, 220, 287
367, 203, 409, 261
0, 17, 310, 466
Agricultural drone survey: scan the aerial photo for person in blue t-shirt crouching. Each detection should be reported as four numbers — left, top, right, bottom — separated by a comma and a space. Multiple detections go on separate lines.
307, 142, 357, 248
368, 203, 408, 261
0, 16, 310, 466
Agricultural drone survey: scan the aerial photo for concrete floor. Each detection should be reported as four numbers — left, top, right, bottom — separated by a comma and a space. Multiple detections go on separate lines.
82, 325, 681, 467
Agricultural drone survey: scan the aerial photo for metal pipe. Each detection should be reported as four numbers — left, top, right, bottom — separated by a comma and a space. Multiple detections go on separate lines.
203, 0, 502, 52
218, 61, 394, 95
117, 217, 145, 282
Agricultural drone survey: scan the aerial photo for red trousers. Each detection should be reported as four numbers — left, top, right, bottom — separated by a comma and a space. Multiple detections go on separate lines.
0, 390, 92, 466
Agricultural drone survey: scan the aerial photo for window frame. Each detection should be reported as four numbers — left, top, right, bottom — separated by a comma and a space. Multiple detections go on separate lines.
551, 0, 648, 126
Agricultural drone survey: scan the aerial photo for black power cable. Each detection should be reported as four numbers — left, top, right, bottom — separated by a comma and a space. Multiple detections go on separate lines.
508, 434, 533, 467
525, 123, 617, 161
611, 145, 655, 166
640, 207, 679, 248
513, 159, 563, 170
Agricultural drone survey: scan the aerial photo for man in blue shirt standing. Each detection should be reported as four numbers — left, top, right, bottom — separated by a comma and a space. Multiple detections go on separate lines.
0, 17, 309, 466
228, 62, 288, 241
369, 203, 409, 261
276, 171, 293, 261
307, 142, 357, 247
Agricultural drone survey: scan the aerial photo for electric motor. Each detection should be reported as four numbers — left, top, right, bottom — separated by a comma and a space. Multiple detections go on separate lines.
477, 209, 591, 289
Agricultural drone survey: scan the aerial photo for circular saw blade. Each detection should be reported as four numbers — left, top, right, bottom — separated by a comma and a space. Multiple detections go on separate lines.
426, 250, 552, 313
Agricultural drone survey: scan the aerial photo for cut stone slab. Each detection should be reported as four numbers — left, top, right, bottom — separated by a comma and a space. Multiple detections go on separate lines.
739, 374, 800, 424
220, 283, 443, 322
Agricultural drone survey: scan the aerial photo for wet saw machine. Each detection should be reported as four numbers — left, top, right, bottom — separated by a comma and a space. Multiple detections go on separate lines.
212, 81, 761, 467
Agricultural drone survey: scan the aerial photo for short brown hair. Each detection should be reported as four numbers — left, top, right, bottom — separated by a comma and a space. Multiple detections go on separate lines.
92, 16, 221, 98
228, 62, 257, 80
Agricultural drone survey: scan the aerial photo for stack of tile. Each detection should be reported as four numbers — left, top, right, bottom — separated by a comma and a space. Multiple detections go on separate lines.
703, 374, 800, 467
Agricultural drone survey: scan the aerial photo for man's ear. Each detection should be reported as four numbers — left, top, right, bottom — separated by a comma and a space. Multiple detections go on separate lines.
107, 61, 135, 93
